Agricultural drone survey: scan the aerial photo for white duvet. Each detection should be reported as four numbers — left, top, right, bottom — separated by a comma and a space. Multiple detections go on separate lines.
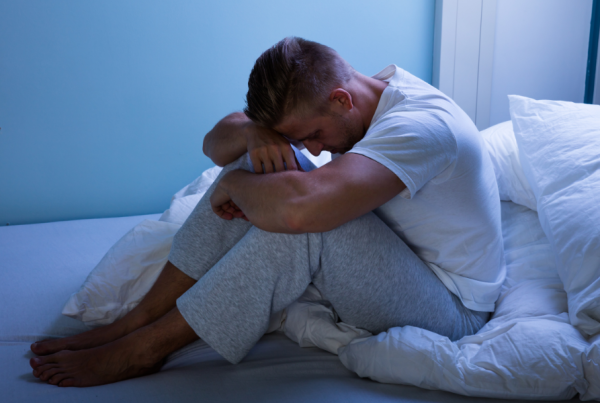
63, 132, 600, 400
331, 202, 595, 400
63, 170, 600, 400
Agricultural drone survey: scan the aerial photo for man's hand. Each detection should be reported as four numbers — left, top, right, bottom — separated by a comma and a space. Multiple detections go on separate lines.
245, 123, 303, 174
203, 112, 305, 171
210, 181, 248, 221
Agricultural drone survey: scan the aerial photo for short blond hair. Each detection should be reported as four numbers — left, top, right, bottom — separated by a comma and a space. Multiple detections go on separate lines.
244, 37, 354, 128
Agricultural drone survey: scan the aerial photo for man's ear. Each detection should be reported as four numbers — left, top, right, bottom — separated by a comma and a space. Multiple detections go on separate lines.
329, 88, 353, 111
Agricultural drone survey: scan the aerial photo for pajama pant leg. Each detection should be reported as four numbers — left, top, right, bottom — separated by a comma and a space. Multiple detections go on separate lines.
167, 154, 253, 281
311, 212, 489, 341
169, 149, 317, 281
170, 153, 489, 364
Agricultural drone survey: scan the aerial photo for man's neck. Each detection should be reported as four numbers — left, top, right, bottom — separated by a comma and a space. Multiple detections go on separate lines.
347, 73, 389, 132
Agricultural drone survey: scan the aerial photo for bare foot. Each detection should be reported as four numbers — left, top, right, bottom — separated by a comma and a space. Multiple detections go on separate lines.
30, 335, 162, 387
31, 323, 130, 356
30, 308, 197, 387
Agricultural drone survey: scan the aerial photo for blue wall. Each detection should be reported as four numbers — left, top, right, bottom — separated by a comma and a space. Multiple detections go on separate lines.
0, 0, 435, 225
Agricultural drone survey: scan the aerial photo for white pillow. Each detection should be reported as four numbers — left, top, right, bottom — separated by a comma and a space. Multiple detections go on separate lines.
159, 166, 222, 225
62, 219, 181, 326
509, 95, 600, 336
480, 121, 536, 211
584, 334, 600, 400
62, 167, 222, 326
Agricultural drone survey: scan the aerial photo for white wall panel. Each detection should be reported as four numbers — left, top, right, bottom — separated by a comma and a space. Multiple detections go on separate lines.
435, 0, 594, 128
452, 0, 482, 122
433, 0, 496, 130
474, 0, 497, 129
595, 40, 600, 105
433, 0, 458, 97
489, 0, 593, 125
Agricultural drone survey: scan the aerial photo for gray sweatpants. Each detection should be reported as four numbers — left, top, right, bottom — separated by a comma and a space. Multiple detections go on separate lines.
169, 150, 489, 364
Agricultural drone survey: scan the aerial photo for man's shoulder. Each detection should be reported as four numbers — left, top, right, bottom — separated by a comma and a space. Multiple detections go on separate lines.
365, 107, 457, 149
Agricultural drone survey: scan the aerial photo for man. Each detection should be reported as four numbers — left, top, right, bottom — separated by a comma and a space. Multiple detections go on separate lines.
30, 37, 505, 387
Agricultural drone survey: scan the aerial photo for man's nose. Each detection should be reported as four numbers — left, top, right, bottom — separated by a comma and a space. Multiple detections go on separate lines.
303, 139, 323, 156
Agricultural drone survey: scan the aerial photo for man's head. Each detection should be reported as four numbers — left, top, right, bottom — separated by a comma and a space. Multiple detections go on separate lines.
244, 37, 365, 156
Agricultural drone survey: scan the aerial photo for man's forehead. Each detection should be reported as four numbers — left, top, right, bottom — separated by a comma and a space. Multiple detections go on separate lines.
274, 116, 312, 138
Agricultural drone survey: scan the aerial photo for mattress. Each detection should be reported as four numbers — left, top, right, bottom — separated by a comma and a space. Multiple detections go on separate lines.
0, 214, 572, 402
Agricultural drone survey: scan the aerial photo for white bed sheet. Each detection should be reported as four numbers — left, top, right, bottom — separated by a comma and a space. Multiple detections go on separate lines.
0, 214, 159, 342
0, 214, 554, 403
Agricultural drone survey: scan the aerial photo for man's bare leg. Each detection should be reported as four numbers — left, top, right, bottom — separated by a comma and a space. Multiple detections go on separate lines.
30, 307, 198, 387
31, 261, 196, 355
30, 153, 266, 357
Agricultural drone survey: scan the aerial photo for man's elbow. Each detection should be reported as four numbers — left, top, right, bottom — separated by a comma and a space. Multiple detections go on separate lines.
202, 139, 227, 167
211, 158, 228, 168
202, 137, 212, 160
282, 202, 312, 234
281, 200, 332, 234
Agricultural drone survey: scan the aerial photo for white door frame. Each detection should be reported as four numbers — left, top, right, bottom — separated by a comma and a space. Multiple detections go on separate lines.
433, 0, 497, 130
595, 40, 600, 105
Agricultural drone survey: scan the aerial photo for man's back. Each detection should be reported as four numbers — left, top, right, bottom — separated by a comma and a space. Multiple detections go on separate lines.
348, 65, 505, 312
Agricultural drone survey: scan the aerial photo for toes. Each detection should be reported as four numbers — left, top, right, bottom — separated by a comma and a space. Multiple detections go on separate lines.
29, 357, 44, 369
58, 378, 77, 387
31, 339, 66, 356
31, 340, 52, 355
39, 367, 63, 382
48, 372, 68, 386
32, 363, 58, 378
30, 354, 58, 369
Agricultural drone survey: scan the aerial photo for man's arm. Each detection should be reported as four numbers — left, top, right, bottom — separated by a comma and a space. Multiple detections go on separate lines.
203, 112, 300, 173
211, 153, 406, 233
202, 112, 249, 167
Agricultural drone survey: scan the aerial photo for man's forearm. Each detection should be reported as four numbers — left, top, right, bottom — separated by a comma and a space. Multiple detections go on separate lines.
203, 112, 250, 167
218, 169, 308, 234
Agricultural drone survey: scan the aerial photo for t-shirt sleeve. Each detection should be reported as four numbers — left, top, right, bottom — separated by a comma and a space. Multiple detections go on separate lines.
348, 111, 458, 199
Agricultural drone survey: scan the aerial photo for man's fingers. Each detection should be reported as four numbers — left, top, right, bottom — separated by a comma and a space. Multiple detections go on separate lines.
250, 140, 301, 173
250, 153, 264, 174
228, 202, 248, 220
209, 181, 245, 220
265, 145, 286, 172
232, 211, 246, 219
214, 205, 235, 220
223, 202, 241, 215
283, 148, 299, 171
212, 205, 233, 220
295, 156, 305, 172
272, 155, 286, 173
229, 201, 244, 212
261, 158, 274, 174
222, 201, 248, 220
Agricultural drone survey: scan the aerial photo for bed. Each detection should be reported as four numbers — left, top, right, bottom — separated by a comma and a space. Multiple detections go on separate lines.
2, 95, 599, 402
0, 213, 547, 403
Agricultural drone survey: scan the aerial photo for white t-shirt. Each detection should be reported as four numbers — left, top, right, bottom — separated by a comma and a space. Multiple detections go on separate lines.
348, 65, 505, 312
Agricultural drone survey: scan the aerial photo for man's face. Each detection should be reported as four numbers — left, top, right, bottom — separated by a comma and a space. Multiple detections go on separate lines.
273, 108, 365, 157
